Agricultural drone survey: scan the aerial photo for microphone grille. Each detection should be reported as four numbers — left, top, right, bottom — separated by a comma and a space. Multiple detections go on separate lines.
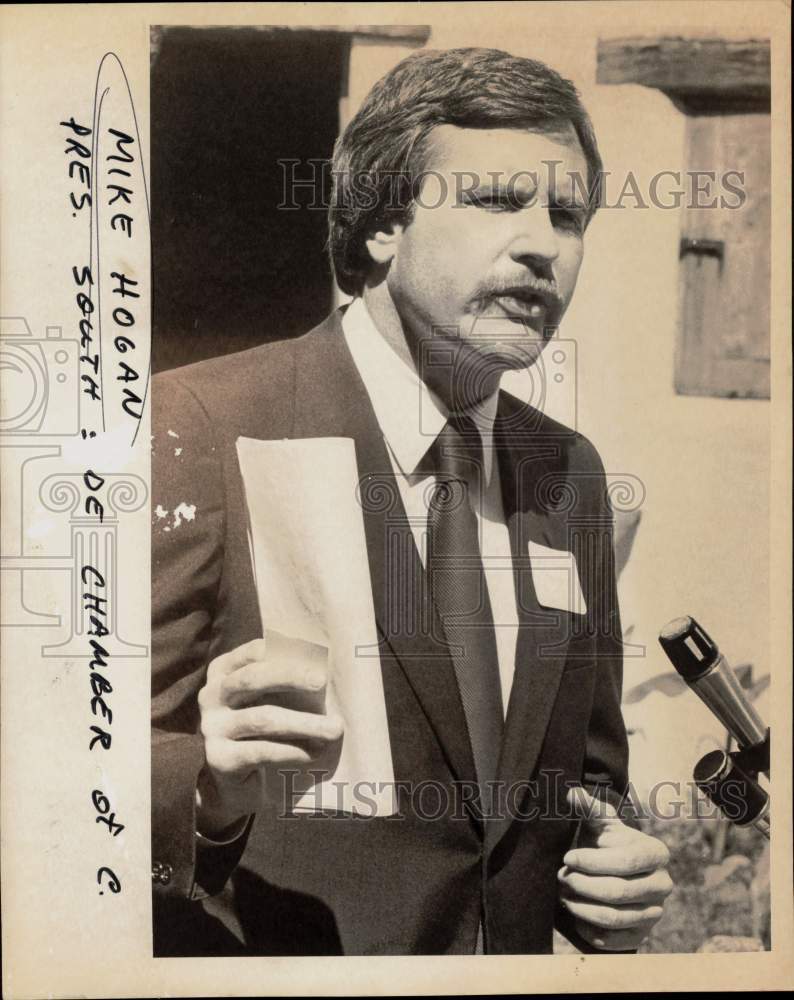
658, 615, 719, 681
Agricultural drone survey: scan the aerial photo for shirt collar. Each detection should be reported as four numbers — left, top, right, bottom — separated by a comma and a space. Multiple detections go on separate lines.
342, 297, 500, 485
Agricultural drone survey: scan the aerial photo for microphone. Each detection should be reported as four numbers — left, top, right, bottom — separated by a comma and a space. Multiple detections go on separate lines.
659, 615, 770, 837
693, 749, 770, 839
658, 615, 767, 753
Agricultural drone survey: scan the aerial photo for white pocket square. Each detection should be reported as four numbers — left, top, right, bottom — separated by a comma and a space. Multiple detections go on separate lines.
528, 540, 588, 616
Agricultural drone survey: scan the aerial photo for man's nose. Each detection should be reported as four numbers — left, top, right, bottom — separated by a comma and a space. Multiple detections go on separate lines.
506, 204, 560, 266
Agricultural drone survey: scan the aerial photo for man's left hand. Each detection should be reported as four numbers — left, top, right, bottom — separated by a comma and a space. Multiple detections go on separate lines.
558, 787, 673, 952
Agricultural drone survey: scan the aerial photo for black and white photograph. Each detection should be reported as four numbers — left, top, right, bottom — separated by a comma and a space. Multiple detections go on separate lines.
0, 2, 791, 995
149, 20, 773, 958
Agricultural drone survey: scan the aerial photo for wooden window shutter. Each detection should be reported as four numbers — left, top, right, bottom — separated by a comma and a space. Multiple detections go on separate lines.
597, 37, 771, 399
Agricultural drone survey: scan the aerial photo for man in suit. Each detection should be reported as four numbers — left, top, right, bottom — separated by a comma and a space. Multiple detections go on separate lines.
152, 46, 672, 955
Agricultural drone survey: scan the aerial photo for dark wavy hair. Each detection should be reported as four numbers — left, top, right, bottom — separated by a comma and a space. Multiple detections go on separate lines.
329, 47, 603, 296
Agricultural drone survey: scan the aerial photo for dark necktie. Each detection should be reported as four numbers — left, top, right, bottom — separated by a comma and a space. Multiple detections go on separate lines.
425, 413, 504, 814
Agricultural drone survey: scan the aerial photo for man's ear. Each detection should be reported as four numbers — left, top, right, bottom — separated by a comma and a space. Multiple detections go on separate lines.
365, 222, 404, 267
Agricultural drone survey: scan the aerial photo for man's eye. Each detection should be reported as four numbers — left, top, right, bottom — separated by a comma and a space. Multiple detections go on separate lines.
550, 207, 585, 233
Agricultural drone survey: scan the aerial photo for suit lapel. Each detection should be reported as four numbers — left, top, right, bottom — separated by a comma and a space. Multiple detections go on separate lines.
288, 317, 580, 821
488, 391, 574, 848
291, 313, 478, 788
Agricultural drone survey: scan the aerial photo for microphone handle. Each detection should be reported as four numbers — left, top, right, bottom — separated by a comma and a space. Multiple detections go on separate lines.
690, 653, 767, 753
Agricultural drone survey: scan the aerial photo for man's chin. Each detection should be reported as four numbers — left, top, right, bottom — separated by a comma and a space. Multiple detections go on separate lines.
461, 317, 550, 370
492, 337, 548, 370
415, 318, 552, 407
435, 335, 546, 409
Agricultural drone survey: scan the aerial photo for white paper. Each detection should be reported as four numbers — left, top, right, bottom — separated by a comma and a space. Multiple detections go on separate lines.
528, 539, 588, 616
236, 435, 396, 815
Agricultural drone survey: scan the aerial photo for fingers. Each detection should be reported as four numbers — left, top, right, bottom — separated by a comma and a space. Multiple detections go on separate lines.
564, 829, 671, 876
558, 865, 674, 906
560, 893, 664, 931
200, 640, 328, 710
208, 637, 270, 677
566, 786, 618, 825
205, 735, 316, 775
564, 841, 670, 877
219, 658, 327, 708
203, 703, 343, 745
198, 639, 343, 818
559, 798, 673, 951
573, 918, 650, 953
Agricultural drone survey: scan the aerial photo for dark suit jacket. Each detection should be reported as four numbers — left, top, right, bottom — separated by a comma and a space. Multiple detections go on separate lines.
151, 309, 629, 956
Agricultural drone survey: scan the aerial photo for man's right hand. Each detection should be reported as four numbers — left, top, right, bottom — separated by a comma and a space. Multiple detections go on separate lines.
196, 637, 344, 838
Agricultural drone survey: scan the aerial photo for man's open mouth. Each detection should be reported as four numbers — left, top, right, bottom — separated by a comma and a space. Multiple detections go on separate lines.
488, 288, 559, 323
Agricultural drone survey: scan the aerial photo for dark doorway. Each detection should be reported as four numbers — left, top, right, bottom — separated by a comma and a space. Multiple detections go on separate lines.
151, 27, 348, 372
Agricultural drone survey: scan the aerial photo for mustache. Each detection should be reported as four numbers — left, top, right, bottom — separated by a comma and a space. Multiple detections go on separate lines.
472, 277, 563, 312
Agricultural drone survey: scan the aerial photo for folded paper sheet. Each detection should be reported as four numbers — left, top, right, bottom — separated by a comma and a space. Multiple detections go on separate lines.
236, 436, 396, 815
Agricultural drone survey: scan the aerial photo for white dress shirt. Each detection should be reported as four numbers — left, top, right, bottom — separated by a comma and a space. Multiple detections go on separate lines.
342, 297, 519, 713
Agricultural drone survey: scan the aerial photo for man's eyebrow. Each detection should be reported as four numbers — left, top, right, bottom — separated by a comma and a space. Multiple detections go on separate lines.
459, 179, 539, 198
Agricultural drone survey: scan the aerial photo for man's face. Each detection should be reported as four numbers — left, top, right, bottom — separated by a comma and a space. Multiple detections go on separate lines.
380, 124, 590, 404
